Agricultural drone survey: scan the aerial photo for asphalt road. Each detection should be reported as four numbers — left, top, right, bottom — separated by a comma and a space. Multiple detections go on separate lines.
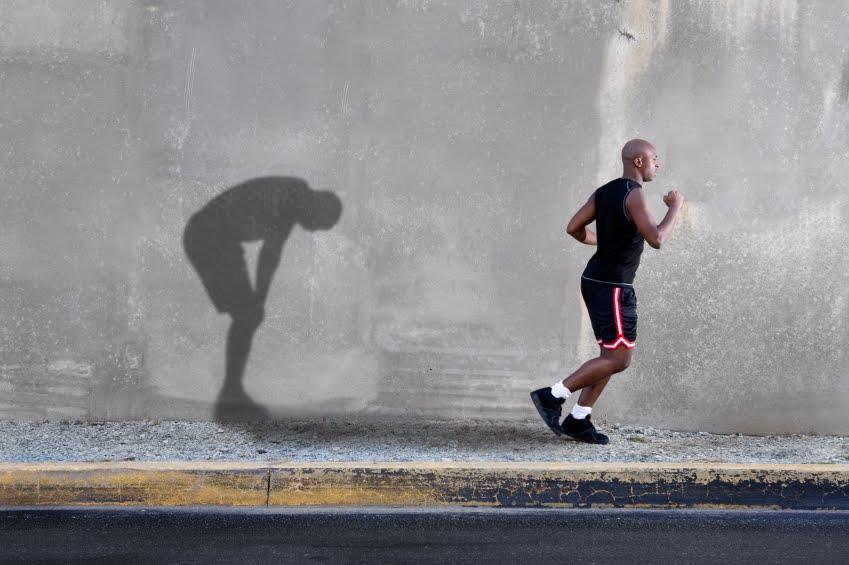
1, 507, 848, 564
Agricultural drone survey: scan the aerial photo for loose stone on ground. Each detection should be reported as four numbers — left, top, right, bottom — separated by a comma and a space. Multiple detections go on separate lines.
1, 420, 847, 464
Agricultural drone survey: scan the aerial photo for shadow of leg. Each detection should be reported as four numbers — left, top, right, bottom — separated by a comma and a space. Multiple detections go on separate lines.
214, 312, 271, 422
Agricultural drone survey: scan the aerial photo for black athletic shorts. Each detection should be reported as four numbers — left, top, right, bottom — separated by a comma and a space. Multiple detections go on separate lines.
580, 277, 637, 350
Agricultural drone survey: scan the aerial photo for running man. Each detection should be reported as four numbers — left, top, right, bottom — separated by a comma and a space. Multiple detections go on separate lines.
531, 139, 684, 444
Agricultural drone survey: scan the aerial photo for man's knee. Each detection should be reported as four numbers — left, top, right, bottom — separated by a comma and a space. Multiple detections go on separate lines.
603, 349, 632, 373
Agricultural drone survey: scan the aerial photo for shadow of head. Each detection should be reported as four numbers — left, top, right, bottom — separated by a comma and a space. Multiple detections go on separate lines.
202, 176, 343, 233
271, 177, 343, 232
293, 186, 343, 231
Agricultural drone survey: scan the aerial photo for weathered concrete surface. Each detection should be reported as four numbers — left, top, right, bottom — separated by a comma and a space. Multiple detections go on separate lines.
1, 461, 848, 510
0, 1, 847, 432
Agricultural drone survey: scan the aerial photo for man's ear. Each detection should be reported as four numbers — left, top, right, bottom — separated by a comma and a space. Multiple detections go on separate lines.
634, 156, 643, 167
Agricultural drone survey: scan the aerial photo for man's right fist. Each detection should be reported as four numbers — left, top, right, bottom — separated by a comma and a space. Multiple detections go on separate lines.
663, 190, 684, 208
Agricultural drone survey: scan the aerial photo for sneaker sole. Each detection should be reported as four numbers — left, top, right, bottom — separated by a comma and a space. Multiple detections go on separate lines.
530, 391, 563, 437
561, 428, 609, 445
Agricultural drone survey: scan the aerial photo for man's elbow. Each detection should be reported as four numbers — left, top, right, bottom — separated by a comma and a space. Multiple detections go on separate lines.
644, 231, 662, 249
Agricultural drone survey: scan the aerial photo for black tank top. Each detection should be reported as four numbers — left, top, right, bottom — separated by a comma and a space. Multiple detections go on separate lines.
581, 178, 645, 285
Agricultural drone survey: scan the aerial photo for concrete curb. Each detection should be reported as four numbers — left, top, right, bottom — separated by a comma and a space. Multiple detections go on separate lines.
1, 462, 848, 509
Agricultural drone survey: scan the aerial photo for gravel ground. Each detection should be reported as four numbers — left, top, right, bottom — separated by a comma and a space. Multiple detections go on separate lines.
1, 419, 848, 464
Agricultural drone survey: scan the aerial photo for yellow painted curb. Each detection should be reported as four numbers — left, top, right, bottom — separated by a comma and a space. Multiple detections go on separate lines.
0, 463, 269, 507
0, 462, 847, 509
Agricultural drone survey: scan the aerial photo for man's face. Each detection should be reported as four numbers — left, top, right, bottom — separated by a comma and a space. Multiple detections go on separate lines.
638, 149, 660, 182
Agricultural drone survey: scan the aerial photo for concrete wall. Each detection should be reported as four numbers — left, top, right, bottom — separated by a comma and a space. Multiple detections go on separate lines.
1, 0, 847, 433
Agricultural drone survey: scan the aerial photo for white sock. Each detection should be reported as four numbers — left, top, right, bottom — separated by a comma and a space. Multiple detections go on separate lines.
550, 382, 571, 399
570, 404, 592, 420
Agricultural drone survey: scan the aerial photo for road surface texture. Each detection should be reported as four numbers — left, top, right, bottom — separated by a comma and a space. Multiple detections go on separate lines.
1, 507, 848, 564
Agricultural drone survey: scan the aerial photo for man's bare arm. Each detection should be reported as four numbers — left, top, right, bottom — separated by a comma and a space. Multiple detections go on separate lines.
625, 188, 683, 249
566, 194, 598, 245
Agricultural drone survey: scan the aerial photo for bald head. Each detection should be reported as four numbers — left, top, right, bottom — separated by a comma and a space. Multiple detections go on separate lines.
621, 139, 655, 163
620, 138, 660, 182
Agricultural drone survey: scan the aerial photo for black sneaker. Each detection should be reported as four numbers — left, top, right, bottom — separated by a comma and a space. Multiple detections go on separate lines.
530, 387, 565, 436
561, 414, 609, 444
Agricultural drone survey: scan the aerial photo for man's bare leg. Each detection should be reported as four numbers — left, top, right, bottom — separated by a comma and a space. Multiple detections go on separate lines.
531, 346, 631, 444
545, 347, 631, 444
578, 374, 611, 407
575, 347, 629, 406
559, 347, 632, 394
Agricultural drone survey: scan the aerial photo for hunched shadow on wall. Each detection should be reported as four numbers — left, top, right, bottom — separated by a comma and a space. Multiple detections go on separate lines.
183, 177, 343, 421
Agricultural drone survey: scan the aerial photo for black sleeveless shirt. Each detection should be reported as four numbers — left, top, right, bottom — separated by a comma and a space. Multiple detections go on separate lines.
581, 178, 645, 285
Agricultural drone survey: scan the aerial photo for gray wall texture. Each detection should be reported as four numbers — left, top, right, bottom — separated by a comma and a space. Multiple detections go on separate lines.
1, 0, 847, 434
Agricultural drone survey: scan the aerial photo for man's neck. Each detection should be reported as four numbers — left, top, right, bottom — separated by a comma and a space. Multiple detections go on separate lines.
620, 170, 644, 184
